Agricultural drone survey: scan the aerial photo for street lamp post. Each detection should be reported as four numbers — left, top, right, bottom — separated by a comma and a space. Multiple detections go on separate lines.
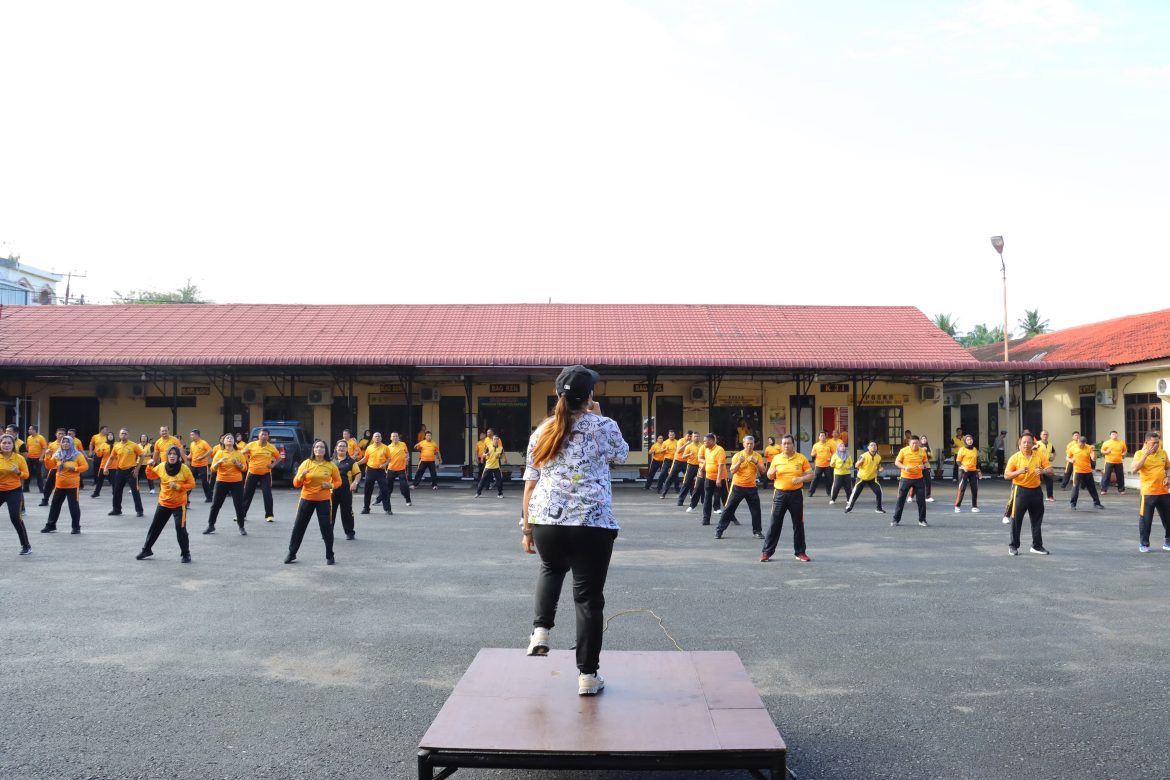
991, 235, 1011, 438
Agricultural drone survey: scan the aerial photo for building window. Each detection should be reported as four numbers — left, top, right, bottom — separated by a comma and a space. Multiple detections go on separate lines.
595, 396, 641, 452
855, 406, 904, 450
655, 396, 683, 440
1125, 393, 1162, 449
479, 397, 531, 453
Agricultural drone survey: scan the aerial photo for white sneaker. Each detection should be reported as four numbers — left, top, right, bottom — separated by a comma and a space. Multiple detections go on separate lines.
954, 507, 961, 513
526, 627, 549, 656
578, 672, 605, 695
828, 500, 836, 505
714, 508, 722, 513
925, 497, 935, 503
685, 506, 694, 513
1002, 516, 1011, 524
971, 507, 980, 513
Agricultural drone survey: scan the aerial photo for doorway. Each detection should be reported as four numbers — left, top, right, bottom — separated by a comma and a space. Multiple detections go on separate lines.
49, 397, 100, 442
959, 404, 980, 448
710, 406, 762, 449
369, 404, 423, 441
1079, 395, 1096, 443
790, 395, 814, 454
1022, 399, 1043, 436
439, 396, 466, 464
223, 397, 250, 438
330, 395, 359, 444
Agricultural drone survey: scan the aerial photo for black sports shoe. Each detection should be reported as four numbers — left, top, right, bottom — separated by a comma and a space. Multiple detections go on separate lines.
70, 528, 80, 534
136, 549, 153, 560
40, 525, 55, 533
20, 545, 31, 555
202, 525, 215, 535
345, 532, 355, 540
108, 511, 123, 516
326, 555, 335, 565
181, 553, 192, 563
238, 524, 247, 536
284, 553, 296, 564
360, 508, 370, 514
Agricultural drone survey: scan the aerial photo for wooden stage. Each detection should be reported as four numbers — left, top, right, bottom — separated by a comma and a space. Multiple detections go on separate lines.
417, 648, 786, 779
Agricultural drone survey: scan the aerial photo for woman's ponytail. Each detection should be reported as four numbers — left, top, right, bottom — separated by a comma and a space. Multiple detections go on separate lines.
531, 395, 576, 468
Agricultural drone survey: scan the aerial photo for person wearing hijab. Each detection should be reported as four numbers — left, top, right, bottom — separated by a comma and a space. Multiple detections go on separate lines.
0, 434, 32, 554
331, 440, 361, 541
204, 433, 249, 536
136, 446, 196, 563
42, 433, 88, 534
38, 428, 67, 506
521, 365, 629, 696
829, 441, 854, 504
286, 440, 341, 564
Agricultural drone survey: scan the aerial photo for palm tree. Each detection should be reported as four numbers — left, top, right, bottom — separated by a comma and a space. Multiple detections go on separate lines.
1017, 309, 1050, 337
932, 313, 959, 339
959, 323, 1009, 348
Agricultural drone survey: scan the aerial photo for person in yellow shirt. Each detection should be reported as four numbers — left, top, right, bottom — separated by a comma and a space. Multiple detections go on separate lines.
38, 429, 65, 506
342, 429, 361, 459
763, 434, 813, 562
87, 426, 112, 498
735, 418, 751, 448
1069, 433, 1103, 510
412, 431, 442, 490
808, 431, 834, 498
65, 429, 85, 490
1004, 433, 1054, 555
137, 433, 157, 494
152, 426, 184, 465
187, 429, 213, 503
715, 435, 766, 539
204, 433, 249, 536
845, 441, 884, 514
417, 424, 429, 444
688, 433, 725, 524
892, 435, 931, 527
1036, 430, 1056, 501
475, 434, 506, 497
243, 428, 283, 522
1061, 431, 1081, 490
951, 428, 965, 482
41, 435, 88, 534
474, 431, 488, 482
644, 434, 667, 491
828, 442, 853, 504
1131, 431, 1170, 553
952, 434, 982, 513
104, 428, 145, 517
676, 432, 703, 507
286, 440, 342, 565
386, 432, 413, 506
332, 440, 362, 541
1099, 430, 1128, 495
0, 433, 32, 554
359, 432, 393, 514
24, 424, 48, 494
136, 446, 196, 563
657, 430, 690, 498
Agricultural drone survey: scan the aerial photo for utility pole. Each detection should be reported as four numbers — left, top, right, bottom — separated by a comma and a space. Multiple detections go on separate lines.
57, 270, 88, 304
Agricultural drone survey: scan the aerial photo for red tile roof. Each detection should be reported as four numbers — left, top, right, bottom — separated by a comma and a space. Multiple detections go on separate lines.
0, 303, 1101, 373
968, 308, 1170, 367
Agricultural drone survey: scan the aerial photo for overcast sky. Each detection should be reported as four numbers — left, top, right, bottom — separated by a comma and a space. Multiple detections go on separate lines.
1, 1, 1166, 333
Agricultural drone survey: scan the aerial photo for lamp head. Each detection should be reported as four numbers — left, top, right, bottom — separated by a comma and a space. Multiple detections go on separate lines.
990, 236, 1004, 254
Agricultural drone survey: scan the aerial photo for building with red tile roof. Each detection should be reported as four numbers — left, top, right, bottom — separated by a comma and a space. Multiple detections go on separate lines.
968, 308, 1170, 368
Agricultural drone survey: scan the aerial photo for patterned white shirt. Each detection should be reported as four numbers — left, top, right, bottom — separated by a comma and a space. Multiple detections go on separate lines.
523, 412, 630, 529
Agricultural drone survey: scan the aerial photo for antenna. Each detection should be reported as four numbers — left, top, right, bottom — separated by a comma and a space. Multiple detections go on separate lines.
56, 270, 88, 305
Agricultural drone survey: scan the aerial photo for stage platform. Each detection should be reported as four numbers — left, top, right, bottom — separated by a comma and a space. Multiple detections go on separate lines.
418, 648, 786, 779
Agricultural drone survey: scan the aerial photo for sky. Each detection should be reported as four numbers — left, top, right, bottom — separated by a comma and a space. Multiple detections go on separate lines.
1, 0, 1167, 334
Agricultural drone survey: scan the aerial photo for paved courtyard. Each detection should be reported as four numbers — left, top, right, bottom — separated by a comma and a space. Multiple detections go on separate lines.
2, 477, 1167, 779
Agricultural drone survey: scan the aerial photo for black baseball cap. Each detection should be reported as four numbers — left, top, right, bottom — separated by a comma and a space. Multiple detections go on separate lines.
555, 365, 600, 402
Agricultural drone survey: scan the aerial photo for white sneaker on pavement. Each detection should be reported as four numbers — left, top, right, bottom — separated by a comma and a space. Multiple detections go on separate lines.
527, 627, 550, 656
578, 672, 605, 696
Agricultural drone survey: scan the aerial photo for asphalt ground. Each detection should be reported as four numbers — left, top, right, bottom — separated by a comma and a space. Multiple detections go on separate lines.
2, 475, 1168, 780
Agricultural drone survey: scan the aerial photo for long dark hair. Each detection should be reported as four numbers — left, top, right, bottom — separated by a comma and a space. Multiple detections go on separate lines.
531, 394, 583, 468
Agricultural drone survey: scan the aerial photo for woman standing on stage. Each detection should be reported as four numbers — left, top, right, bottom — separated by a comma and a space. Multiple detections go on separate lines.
136, 446, 195, 563
0, 434, 31, 554
42, 435, 88, 534
332, 440, 361, 540
286, 439, 341, 564
204, 433, 248, 536
521, 365, 628, 696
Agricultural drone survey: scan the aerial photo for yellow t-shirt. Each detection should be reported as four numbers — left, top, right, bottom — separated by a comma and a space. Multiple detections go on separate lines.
89, 434, 108, 454
387, 441, 409, 471
1071, 443, 1095, 474
211, 448, 246, 482
701, 445, 726, 480
956, 446, 980, 472
144, 463, 196, 509
1065, 441, 1079, 464
763, 444, 781, 462
811, 441, 834, 468
153, 436, 182, 461
683, 442, 701, 466
769, 452, 811, 491
1101, 440, 1127, 464
729, 450, 764, 488
0, 452, 29, 491
293, 459, 341, 501
1035, 441, 1055, 462
1007, 450, 1049, 489
346, 438, 361, 458
951, 435, 964, 452
475, 439, 488, 459
661, 438, 678, 461
414, 440, 440, 462
107, 441, 143, 470
830, 453, 853, 476
364, 443, 390, 469
1137, 449, 1169, 496
650, 442, 667, 462
856, 452, 881, 481
896, 447, 929, 479
245, 442, 282, 475
25, 434, 48, 459
189, 439, 212, 468
483, 442, 503, 469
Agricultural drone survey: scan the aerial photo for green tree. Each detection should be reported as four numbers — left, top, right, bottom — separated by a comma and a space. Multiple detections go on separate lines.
114, 279, 210, 304
960, 323, 1009, 348
1017, 308, 1050, 337
932, 313, 959, 339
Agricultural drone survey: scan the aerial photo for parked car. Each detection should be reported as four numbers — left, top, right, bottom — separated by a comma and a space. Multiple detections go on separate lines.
248, 421, 313, 483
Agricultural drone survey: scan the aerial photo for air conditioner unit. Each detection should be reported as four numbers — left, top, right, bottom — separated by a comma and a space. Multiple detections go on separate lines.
920, 386, 941, 402
95, 383, 117, 400
419, 388, 438, 402
307, 389, 332, 405
690, 385, 708, 402
943, 393, 956, 407
241, 388, 263, 404
1157, 378, 1170, 397
128, 383, 145, 400
1095, 389, 1116, 407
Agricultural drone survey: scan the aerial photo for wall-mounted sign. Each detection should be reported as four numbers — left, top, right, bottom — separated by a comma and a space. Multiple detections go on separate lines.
1078, 384, 1096, 395
369, 393, 405, 405
820, 383, 850, 393
489, 383, 521, 393
480, 396, 528, 408
634, 383, 664, 392
715, 395, 762, 407
858, 393, 911, 407
180, 386, 211, 396
379, 383, 404, 393
1070, 408, 1081, 416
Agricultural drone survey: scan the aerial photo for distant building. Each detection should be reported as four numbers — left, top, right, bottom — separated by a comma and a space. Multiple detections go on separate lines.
0, 256, 62, 305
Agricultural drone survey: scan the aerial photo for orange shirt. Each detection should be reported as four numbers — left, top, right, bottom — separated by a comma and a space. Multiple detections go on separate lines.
1137, 449, 1169, 496
25, 434, 47, 459
145, 463, 196, 509
0, 453, 29, 491
475, 439, 488, 459
684, 442, 701, 466
107, 441, 143, 470
293, 459, 341, 501
1007, 449, 1049, 489
387, 441, 409, 471
769, 452, 811, 491
1100, 440, 1127, 464
46, 452, 88, 489
1071, 443, 1095, 474
414, 440, 440, 462
811, 441, 834, 468
153, 435, 182, 461
650, 442, 667, 462
763, 444, 781, 462
956, 446, 980, 472
660, 438, 678, 461
701, 444, 726, 480
89, 434, 108, 453
364, 443, 390, 469
729, 449, 764, 488
189, 439, 212, 468
346, 438, 361, 458
211, 448, 247, 482
244, 442, 282, 475
896, 447, 930, 480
